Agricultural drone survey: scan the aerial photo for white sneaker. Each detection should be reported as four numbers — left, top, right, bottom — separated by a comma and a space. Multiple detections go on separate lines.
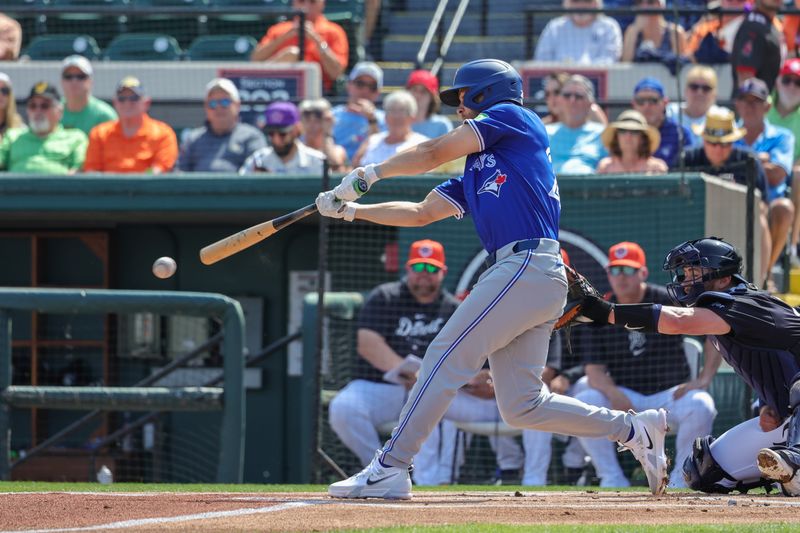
328, 450, 412, 499
618, 409, 669, 496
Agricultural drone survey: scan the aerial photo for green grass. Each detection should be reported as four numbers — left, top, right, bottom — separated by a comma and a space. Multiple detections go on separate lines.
342, 527, 800, 533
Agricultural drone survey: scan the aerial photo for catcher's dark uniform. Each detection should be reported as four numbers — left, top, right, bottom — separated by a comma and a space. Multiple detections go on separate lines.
691, 283, 800, 488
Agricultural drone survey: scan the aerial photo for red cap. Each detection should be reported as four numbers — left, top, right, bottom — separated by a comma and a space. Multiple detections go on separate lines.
781, 58, 800, 77
608, 241, 646, 269
406, 239, 446, 270
406, 70, 439, 96
560, 248, 570, 267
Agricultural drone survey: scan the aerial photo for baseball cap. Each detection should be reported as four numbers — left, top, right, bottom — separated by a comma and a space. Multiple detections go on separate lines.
264, 101, 300, 131
116, 76, 146, 96
780, 58, 800, 77
736, 78, 769, 101
406, 239, 446, 270
27, 81, 60, 103
61, 55, 93, 76
607, 242, 646, 269
205, 77, 240, 102
634, 77, 665, 98
406, 70, 439, 96
349, 61, 383, 90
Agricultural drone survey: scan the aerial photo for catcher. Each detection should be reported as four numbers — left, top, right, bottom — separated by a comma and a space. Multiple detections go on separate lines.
571, 237, 800, 495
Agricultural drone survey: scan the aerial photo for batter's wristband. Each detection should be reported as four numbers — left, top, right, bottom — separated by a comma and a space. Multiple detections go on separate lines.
613, 303, 662, 332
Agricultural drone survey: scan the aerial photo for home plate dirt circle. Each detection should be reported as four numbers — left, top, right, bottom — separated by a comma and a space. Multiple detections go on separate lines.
2, 490, 799, 532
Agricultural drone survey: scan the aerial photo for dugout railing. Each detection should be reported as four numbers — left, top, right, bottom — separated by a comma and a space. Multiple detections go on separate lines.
0, 288, 246, 483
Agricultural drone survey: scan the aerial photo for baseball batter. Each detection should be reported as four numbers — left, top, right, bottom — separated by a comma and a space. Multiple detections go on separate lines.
579, 237, 800, 495
316, 59, 669, 499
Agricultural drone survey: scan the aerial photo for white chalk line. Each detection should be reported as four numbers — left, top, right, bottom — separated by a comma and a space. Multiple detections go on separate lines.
0, 500, 325, 533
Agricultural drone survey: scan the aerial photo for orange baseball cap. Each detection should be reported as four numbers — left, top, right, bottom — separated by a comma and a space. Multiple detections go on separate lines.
406, 239, 446, 270
608, 241, 645, 269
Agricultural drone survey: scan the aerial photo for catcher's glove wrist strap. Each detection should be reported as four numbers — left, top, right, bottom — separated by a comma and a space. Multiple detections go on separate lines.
613, 303, 662, 332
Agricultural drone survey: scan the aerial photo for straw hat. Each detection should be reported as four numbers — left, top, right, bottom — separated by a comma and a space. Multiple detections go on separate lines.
692, 107, 746, 143
601, 110, 661, 154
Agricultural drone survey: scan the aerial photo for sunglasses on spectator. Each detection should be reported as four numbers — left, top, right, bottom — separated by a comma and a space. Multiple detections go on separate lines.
706, 141, 733, 147
62, 73, 89, 81
560, 92, 586, 101
0, 87, 9, 96
544, 89, 560, 98
267, 129, 291, 138
688, 82, 713, 93
781, 76, 800, 88
608, 265, 639, 276
207, 98, 232, 109
27, 101, 52, 111
616, 128, 641, 135
116, 94, 141, 103
634, 96, 661, 106
410, 263, 441, 274
635, 0, 659, 5
352, 79, 378, 91
302, 110, 325, 119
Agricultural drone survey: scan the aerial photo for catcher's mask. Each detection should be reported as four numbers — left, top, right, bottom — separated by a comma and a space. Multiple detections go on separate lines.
663, 237, 743, 306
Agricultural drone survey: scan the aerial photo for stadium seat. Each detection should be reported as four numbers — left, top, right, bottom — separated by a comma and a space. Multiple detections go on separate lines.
23, 34, 102, 61
47, 0, 130, 48
127, 0, 208, 47
187, 35, 257, 61
103, 34, 184, 61
205, 0, 290, 41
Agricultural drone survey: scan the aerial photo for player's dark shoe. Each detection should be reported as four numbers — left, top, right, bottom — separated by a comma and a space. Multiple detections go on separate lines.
757, 446, 800, 496
618, 409, 669, 496
328, 450, 412, 499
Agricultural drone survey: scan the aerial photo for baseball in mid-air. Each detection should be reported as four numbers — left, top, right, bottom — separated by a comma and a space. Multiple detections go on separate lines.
152, 256, 177, 279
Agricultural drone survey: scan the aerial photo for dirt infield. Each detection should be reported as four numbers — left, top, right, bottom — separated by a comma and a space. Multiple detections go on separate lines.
1, 490, 799, 531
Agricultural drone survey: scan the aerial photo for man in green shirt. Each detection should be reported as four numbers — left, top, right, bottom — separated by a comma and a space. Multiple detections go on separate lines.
60, 55, 116, 135
0, 81, 87, 174
769, 59, 800, 261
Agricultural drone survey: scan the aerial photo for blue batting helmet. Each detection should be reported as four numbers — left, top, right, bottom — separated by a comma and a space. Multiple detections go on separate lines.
663, 237, 744, 306
439, 59, 523, 112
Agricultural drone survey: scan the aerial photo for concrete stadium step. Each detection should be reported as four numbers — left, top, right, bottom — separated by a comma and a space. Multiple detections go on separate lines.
378, 61, 460, 90
386, 12, 527, 37
382, 35, 526, 63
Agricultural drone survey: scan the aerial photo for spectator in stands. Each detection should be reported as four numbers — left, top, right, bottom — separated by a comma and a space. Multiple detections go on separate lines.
84, 77, 178, 173
333, 62, 386, 161
177, 78, 266, 173
299, 98, 348, 172
0, 73, 23, 141
60, 55, 117, 135
540, 72, 607, 126
665, 65, 724, 133
534, 0, 622, 65
251, 0, 348, 95
545, 75, 607, 175
621, 0, 687, 72
574, 241, 717, 488
733, 78, 795, 287
631, 77, 694, 168
240, 101, 325, 175
683, 107, 772, 285
684, 0, 750, 64
0, 12, 21, 61
353, 91, 428, 167
731, 0, 783, 95
328, 239, 525, 486
405, 70, 453, 139
596, 110, 668, 174
768, 58, 800, 263
0, 82, 87, 174
784, 0, 800, 58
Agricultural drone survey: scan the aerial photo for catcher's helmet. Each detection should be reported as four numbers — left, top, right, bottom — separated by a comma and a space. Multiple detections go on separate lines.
439, 59, 523, 112
662, 237, 744, 306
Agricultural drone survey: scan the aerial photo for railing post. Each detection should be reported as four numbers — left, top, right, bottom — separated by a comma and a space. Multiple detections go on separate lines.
0, 310, 11, 481
219, 302, 246, 483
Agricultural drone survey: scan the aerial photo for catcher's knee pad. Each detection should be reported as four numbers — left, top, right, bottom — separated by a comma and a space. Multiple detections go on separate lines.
683, 436, 770, 494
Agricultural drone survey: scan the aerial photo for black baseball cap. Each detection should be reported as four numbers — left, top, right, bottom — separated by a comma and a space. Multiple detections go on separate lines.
27, 81, 60, 103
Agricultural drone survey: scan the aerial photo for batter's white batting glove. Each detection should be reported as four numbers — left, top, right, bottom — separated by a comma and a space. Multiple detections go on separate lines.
332, 164, 380, 202
316, 191, 357, 221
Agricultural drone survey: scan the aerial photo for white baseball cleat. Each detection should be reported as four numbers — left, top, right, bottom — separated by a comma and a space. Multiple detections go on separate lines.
328, 450, 412, 500
618, 408, 669, 496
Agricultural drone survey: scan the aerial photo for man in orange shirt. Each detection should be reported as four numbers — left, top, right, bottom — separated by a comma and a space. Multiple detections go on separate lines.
251, 0, 348, 94
84, 76, 178, 173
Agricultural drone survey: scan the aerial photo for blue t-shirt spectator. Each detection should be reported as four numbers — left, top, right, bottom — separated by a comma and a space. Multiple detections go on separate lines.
412, 116, 453, 139
546, 121, 607, 175
735, 120, 795, 202
332, 106, 386, 161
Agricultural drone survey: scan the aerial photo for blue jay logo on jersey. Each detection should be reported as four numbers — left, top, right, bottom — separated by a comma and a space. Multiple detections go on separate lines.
478, 169, 508, 198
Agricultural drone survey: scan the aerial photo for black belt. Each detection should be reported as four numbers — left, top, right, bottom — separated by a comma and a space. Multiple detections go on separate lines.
485, 239, 542, 268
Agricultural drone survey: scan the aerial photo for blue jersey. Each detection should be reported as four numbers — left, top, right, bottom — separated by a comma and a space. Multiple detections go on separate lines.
434, 103, 561, 254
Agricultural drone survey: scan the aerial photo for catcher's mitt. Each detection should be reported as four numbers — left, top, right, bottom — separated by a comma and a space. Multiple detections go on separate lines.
554, 264, 604, 330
